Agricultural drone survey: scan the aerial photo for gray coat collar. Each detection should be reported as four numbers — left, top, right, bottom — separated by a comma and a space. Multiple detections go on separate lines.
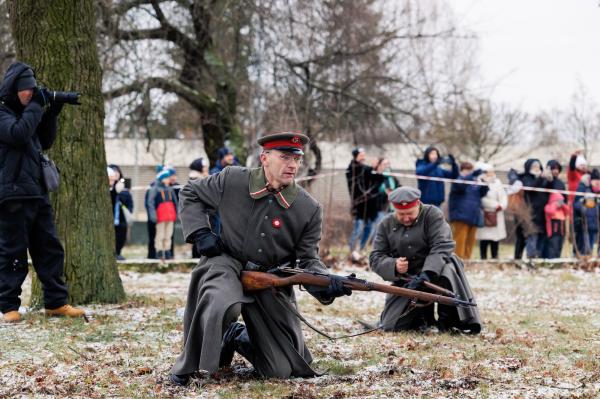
249, 167, 299, 209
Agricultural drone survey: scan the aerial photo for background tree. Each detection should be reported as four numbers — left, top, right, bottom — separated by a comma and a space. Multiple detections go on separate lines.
564, 82, 600, 159
428, 94, 528, 162
0, 0, 14, 71
99, 0, 254, 165
8, 0, 125, 305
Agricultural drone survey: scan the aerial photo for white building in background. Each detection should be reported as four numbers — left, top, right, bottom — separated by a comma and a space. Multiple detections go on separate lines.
105, 138, 590, 221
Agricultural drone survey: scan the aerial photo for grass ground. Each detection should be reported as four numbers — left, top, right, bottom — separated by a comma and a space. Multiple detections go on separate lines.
1, 263, 598, 398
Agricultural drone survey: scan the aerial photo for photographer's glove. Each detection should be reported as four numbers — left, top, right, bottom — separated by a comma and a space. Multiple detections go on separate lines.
47, 101, 64, 116
31, 87, 49, 108
192, 227, 224, 258
404, 271, 431, 290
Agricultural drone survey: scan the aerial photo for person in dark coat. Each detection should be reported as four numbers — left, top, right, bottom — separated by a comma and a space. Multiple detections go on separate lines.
368, 157, 400, 244
519, 159, 551, 258
541, 160, 566, 258
369, 186, 481, 334
108, 164, 134, 260
345, 148, 384, 260
573, 170, 600, 256
145, 164, 164, 259
169, 132, 350, 386
188, 157, 209, 258
209, 147, 239, 235
0, 62, 84, 322
209, 146, 239, 175
546, 160, 566, 192
448, 162, 488, 260
415, 146, 458, 207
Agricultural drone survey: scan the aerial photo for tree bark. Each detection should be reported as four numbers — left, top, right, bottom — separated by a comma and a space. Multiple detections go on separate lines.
8, 0, 125, 306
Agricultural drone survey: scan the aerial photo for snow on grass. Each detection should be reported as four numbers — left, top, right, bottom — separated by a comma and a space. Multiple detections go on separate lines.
1, 265, 598, 398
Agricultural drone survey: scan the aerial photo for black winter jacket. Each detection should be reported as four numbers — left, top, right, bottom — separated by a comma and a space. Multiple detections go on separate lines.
345, 160, 384, 221
519, 159, 551, 231
0, 62, 59, 204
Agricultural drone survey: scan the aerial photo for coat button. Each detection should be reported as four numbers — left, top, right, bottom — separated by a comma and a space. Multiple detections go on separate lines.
260, 233, 265, 237
258, 249, 263, 253
264, 215, 269, 219
268, 199, 273, 204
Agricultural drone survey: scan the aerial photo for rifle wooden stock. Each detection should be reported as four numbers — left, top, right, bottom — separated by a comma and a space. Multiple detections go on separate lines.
240, 270, 474, 308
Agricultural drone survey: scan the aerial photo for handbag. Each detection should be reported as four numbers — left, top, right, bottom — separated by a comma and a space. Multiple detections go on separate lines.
40, 152, 60, 192
483, 210, 498, 227
121, 203, 135, 226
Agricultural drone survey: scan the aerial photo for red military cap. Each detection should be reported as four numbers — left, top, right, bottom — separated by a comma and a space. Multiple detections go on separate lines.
389, 187, 421, 210
257, 131, 310, 155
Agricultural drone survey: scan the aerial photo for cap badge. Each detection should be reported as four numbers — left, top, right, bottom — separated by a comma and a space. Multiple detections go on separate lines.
291, 136, 300, 144
272, 218, 282, 229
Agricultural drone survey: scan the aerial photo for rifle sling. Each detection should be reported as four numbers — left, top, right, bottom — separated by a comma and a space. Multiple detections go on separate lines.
271, 289, 418, 340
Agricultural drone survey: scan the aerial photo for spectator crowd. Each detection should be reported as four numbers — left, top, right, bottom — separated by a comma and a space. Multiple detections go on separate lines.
346, 147, 600, 261
108, 143, 598, 263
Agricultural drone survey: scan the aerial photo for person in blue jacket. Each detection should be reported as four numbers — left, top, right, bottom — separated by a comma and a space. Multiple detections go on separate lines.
573, 169, 600, 256
448, 162, 488, 259
415, 146, 458, 207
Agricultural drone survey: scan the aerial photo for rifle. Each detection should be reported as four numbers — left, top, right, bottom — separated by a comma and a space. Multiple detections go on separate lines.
240, 267, 476, 308
398, 274, 456, 298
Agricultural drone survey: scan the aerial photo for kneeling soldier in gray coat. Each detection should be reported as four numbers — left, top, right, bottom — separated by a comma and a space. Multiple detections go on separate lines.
369, 187, 482, 334
170, 132, 351, 386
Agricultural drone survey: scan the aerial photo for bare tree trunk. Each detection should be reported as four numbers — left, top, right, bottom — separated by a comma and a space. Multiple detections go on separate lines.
8, 0, 125, 306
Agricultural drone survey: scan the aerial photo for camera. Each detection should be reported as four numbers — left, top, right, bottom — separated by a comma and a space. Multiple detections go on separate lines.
40, 87, 81, 105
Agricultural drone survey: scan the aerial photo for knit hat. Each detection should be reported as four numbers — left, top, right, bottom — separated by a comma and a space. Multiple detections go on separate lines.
155, 164, 164, 173
165, 166, 176, 175
16, 68, 36, 91
575, 155, 587, 170
546, 159, 562, 173
156, 169, 173, 182
590, 169, 600, 181
476, 162, 493, 172
351, 147, 365, 159
189, 157, 205, 172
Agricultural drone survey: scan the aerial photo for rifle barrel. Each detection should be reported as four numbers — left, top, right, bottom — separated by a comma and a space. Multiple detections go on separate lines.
240, 270, 477, 308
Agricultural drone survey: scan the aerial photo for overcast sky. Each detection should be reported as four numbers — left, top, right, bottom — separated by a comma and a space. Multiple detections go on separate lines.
452, 0, 600, 113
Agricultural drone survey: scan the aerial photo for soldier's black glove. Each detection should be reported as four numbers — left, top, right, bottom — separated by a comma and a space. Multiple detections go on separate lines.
192, 227, 224, 258
326, 275, 352, 297
405, 271, 430, 290
31, 87, 49, 108
306, 274, 352, 301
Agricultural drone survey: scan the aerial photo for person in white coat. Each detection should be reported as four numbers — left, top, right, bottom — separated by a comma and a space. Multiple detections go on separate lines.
476, 163, 508, 259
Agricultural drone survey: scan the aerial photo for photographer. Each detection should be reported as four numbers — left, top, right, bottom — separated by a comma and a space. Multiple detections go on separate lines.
0, 62, 84, 322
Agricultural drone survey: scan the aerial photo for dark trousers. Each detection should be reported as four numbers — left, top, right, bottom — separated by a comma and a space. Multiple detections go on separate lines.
514, 225, 526, 259
479, 240, 499, 259
0, 198, 68, 312
115, 224, 128, 256
546, 234, 564, 258
147, 220, 156, 259
575, 227, 597, 256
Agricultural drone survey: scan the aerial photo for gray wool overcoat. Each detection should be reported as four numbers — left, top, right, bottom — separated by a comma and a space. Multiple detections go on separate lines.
171, 166, 331, 378
369, 204, 482, 332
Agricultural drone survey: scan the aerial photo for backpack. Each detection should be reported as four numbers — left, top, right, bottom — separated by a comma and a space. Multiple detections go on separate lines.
156, 189, 177, 223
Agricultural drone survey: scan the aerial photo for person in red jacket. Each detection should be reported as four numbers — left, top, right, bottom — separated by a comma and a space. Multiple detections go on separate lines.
567, 150, 588, 207
544, 192, 570, 258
